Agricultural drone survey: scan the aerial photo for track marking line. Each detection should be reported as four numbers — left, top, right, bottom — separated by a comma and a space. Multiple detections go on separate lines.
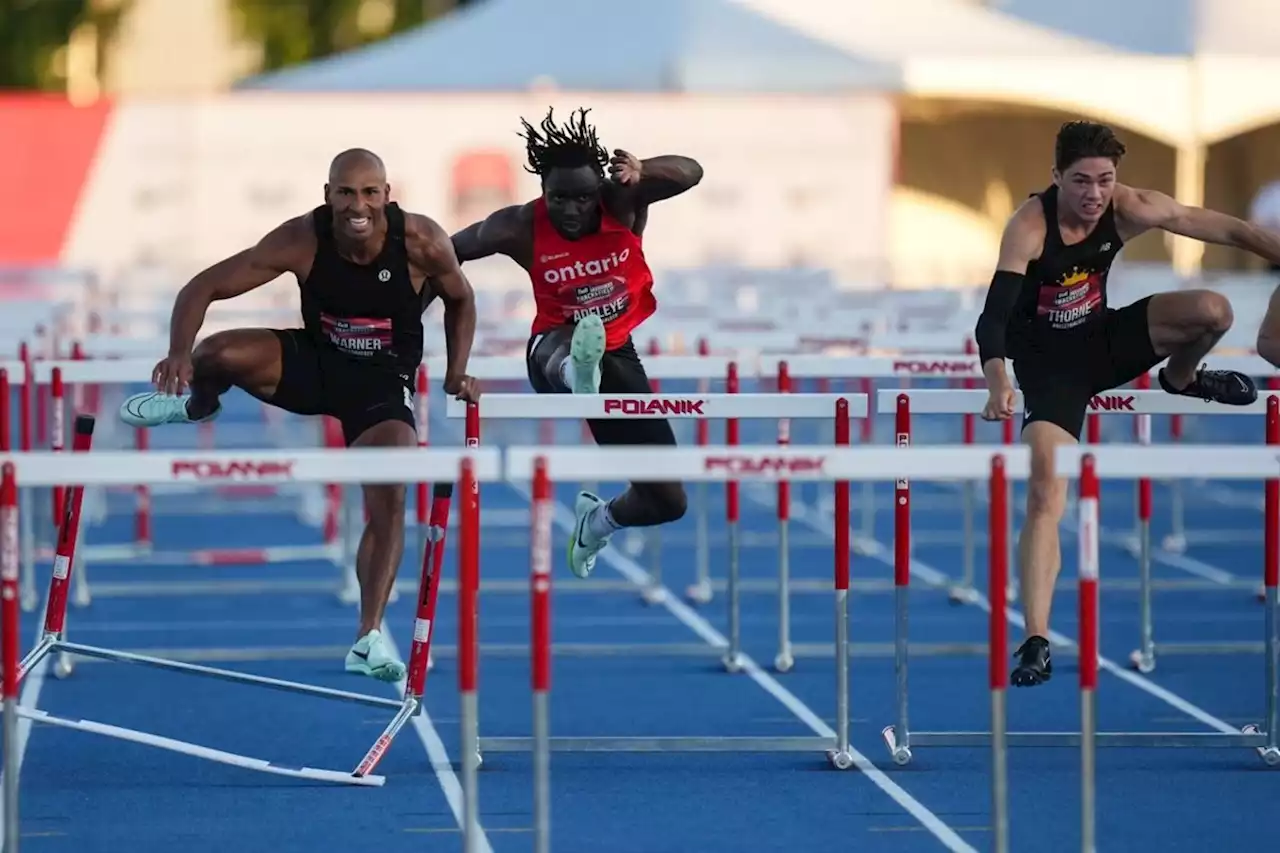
504, 479, 979, 853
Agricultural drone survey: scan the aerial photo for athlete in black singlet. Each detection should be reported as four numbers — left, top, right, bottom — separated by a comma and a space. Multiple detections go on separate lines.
118, 149, 479, 683
975, 121, 1280, 686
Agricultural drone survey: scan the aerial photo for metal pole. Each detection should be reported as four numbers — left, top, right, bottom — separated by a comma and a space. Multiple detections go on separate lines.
1079, 454, 1100, 853
830, 398, 853, 770
3, 461, 22, 853
989, 454, 1009, 853
689, 481, 711, 603
723, 363, 742, 673
1264, 397, 1279, 760
775, 361, 793, 672
458, 456, 480, 853
892, 395, 911, 760
688, 352, 713, 605
530, 456, 553, 853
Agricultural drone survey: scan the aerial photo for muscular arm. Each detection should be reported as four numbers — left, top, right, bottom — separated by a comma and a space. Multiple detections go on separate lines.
450, 204, 529, 263
1117, 185, 1280, 264
631, 155, 704, 205
974, 202, 1044, 383
410, 214, 476, 384
168, 218, 304, 356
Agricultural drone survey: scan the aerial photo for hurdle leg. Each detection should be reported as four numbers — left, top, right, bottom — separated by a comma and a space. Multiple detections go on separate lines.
1130, 474, 1155, 674
338, 485, 360, 605
1256, 581, 1280, 765
641, 527, 664, 605
775, 513, 792, 672
723, 518, 742, 672
457, 458, 481, 853
19, 487, 36, 612
1163, 414, 1187, 552
827, 398, 854, 769
950, 480, 980, 604
989, 456, 1010, 853
3, 462, 21, 851
686, 481, 712, 604
1254, 407, 1280, 765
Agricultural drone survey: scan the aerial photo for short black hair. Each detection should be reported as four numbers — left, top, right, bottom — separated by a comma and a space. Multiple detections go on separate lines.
1055, 121, 1126, 174
519, 107, 609, 178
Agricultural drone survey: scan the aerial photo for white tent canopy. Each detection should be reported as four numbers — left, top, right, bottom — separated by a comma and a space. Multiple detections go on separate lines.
729, 0, 1196, 144
998, 0, 1280, 141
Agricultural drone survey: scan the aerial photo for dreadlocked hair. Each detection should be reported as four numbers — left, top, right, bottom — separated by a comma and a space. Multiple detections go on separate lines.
519, 107, 609, 177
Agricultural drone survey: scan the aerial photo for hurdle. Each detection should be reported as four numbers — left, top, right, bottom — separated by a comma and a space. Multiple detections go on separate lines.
876, 389, 1280, 766
0, 437, 501, 800
882, 386, 1277, 685
471, 438, 865, 769
447, 378, 862, 674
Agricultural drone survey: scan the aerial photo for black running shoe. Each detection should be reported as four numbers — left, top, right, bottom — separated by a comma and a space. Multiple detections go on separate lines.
1011, 636, 1053, 687
1158, 365, 1257, 406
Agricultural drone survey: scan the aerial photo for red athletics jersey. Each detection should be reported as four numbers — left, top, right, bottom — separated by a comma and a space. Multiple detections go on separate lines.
529, 198, 656, 349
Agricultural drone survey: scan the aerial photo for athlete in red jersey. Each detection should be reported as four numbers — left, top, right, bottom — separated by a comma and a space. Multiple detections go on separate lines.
452, 107, 703, 578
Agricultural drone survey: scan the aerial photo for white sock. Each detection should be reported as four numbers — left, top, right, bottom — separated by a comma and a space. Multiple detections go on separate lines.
558, 358, 577, 390
586, 501, 621, 539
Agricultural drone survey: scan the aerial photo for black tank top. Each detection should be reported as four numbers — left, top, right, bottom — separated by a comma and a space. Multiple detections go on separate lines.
1008, 185, 1124, 355
301, 202, 424, 377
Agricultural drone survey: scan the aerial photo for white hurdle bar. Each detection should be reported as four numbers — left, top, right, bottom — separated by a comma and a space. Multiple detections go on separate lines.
0, 356, 340, 610
0, 439, 502, 809
875, 389, 1280, 770
448, 388, 866, 674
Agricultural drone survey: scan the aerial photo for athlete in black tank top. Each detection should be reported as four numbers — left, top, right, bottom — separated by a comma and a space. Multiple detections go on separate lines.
304, 201, 426, 378
1007, 185, 1123, 354
970, 121, 1280, 689
118, 148, 479, 689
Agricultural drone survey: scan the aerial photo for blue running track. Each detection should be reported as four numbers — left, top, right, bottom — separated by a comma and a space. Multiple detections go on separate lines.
3, 374, 1278, 852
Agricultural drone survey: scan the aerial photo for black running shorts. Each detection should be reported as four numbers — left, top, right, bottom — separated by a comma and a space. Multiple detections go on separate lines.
1012, 296, 1163, 440
267, 329, 415, 446
525, 327, 677, 447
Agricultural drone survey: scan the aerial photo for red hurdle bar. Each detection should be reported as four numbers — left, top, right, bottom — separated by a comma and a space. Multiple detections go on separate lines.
2, 458, 19, 851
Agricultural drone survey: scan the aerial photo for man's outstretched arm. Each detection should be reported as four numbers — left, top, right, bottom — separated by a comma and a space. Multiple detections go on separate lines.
609, 150, 703, 205
451, 204, 527, 263
1118, 185, 1280, 264
167, 218, 303, 359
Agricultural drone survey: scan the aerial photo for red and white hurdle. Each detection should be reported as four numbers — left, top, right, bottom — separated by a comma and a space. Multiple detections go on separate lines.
0, 435, 498, 816
446, 384, 863, 674
877, 389, 1280, 771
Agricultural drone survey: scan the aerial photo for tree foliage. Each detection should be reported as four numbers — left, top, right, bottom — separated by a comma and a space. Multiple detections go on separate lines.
0, 0, 129, 91
230, 0, 475, 74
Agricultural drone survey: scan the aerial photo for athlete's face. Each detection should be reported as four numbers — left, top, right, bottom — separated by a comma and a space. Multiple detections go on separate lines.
1055, 158, 1116, 225
325, 160, 389, 242
542, 166, 601, 239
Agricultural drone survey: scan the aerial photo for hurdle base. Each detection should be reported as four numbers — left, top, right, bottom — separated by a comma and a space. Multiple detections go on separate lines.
53, 640, 406, 711
432, 642, 724, 658
791, 641, 987, 658
17, 707, 385, 786
884, 727, 1273, 750
478, 736, 835, 753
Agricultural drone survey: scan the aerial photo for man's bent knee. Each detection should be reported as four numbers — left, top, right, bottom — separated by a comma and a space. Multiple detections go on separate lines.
1151, 290, 1233, 349
657, 484, 688, 523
